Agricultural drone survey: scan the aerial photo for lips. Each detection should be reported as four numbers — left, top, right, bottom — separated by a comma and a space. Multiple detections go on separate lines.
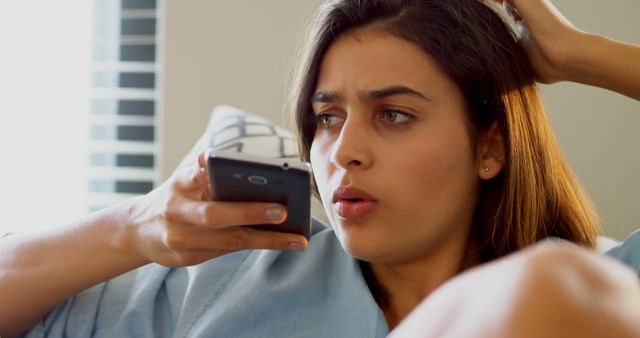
331, 186, 378, 219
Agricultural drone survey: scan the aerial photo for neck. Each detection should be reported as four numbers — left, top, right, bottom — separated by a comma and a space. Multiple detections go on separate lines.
365, 233, 479, 330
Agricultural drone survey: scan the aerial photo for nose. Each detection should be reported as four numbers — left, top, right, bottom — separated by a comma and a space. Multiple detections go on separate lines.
329, 117, 372, 171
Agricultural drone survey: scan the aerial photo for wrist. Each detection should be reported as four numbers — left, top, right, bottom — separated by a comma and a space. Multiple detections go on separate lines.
101, 196, 150, 267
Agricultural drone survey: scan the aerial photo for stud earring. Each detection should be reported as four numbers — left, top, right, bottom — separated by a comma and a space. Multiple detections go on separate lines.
484, 167, 490, 172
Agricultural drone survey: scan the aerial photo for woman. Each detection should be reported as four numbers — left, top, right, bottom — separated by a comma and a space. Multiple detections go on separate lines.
1, 0, 639, 337
292, 0, 637, 331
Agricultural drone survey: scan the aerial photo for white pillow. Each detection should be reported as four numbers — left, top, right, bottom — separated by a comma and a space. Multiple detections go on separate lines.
179, 105, 298, 167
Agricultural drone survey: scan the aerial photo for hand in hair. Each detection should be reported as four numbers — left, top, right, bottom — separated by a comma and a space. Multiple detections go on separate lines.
486, 0, 640, 100
485, 0, 578, 84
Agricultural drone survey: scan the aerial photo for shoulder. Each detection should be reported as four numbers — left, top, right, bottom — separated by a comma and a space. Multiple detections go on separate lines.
604, 230, 640, 276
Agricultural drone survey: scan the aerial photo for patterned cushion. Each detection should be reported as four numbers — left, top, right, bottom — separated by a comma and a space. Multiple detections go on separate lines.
179, 105, 298, 167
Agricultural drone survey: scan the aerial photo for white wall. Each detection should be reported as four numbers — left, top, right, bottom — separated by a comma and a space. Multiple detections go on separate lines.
162, 0, 640, 240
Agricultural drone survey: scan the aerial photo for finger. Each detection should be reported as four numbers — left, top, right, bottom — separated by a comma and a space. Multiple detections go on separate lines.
509, 0, 575, 30
173, 152, 210, 190
165, 225, 308, 252
197, 151, 207, 175
169, 198, 288, 228
167, 249, 232, 266
168, 235, 308, 266
504, 1, 523, 22
195, 151, 213, 199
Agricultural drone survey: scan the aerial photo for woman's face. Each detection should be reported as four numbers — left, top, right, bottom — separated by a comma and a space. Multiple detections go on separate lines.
310, 30, 484, 264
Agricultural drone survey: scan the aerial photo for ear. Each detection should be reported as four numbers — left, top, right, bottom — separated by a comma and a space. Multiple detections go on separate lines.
476, 122, 505, 180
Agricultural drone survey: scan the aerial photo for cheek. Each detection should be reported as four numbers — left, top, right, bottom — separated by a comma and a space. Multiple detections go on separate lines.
310, 140, 338, 224
386, 133, 478, 217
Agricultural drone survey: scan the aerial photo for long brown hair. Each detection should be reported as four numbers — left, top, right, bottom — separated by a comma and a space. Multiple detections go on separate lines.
289, 0, 600, 260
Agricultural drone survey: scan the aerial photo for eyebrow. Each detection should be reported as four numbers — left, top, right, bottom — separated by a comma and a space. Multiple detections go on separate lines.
311, 85, 433, 104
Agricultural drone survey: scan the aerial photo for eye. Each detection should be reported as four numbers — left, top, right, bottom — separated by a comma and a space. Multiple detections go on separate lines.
380, 108, 413, 125
314, 113, 343, 129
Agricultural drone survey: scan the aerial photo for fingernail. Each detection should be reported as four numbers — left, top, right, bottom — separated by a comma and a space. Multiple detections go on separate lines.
266, 206, 284, 222
288, 242, 305, 251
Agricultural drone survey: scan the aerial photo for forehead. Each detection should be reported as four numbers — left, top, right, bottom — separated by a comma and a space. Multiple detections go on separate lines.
315, 29, 459, 99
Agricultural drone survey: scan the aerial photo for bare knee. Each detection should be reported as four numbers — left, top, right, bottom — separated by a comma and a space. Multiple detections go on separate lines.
502, 241, 640, 338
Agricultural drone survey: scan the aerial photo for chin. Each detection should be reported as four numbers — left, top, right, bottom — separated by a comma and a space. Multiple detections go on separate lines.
333, 226, 392, 262
327, 209, 415, 263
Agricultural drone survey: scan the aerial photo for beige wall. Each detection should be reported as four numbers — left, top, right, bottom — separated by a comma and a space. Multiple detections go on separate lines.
162, 0, 324, 174
538, 0, 640, 240
162, 0, 640, 240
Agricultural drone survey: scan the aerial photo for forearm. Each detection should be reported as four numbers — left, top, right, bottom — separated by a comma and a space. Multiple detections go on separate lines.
0, 156, 304, 336
567, 32, 640, 101
0, 198, 147, 337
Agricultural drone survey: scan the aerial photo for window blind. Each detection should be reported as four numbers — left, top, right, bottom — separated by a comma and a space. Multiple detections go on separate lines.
88, 0, 163, 212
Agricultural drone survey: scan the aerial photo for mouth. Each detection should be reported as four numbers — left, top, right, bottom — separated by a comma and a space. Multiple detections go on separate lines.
332, 199, 378, 219
331, 186, 378, 219
341, 197, 365, 202
331, 186, 377, 203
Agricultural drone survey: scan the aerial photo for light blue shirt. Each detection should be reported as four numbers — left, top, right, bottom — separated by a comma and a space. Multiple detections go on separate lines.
605, 229, 640, 277
20, 223, 640, 337
22, 219, 389, 338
